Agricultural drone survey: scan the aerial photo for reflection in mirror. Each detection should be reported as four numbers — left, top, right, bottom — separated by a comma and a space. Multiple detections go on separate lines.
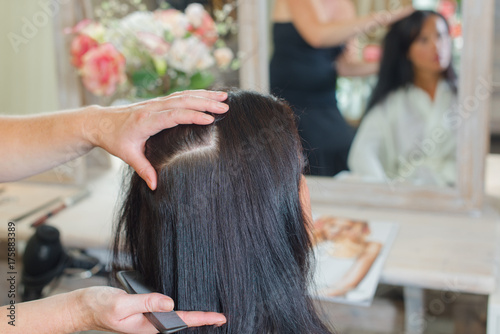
347, 7, 460, 188
269, 0, 463, 188
345, 0, 463, 188
270, 0, 407, 177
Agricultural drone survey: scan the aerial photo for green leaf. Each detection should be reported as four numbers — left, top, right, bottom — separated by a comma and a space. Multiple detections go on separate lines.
131, 69, 159, 90
189, 72, 215, 90
230, 59, 241, 71
215, 40, 226, 48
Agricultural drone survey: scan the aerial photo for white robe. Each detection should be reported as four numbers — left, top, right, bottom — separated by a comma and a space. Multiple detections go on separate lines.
348, 80, 457, 187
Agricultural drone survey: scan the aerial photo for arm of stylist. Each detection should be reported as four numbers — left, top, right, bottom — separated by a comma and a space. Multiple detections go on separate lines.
2, 286, 225, 334
277, 0, 413, 48
0, 89, 228, 333
0, 89, 228, 190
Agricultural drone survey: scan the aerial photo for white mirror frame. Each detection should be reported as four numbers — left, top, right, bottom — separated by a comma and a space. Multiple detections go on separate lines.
239, 0, 494, 213
237, 0, 269, 92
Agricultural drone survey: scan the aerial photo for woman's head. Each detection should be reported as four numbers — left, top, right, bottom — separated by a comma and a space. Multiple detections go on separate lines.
366, 10, 457, 113
113, 90, 332, 333
407, 13, 452, 77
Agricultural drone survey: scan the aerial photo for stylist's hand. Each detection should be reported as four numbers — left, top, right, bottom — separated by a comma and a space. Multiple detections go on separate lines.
72, 287, 226, 334
84, 90, 228, 190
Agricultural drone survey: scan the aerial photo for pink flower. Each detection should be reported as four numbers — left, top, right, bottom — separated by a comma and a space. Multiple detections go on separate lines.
154, 8, 180, 20
80, 43, 126, 96
64, 19, 92, 34
154, 9, 189, 38
70, 34, 99, 68
363, 45, 382, 63
136, 32, 170, 56
450, 23, 461, 38
66, 19, 105, 43
186, 5, 218, 47
438, 0, 456, 20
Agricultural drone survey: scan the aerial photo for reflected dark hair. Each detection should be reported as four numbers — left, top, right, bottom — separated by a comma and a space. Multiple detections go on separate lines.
365, 10, 457, 114
113, 90, 333, 333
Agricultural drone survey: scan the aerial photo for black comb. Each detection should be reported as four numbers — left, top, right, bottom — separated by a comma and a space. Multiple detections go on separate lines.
117, 270, 188, 333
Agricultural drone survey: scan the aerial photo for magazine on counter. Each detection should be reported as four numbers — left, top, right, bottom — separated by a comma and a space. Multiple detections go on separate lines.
309, 215, 398, 307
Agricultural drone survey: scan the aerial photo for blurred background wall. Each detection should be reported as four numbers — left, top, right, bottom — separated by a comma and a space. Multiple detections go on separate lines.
0, 1, 59, 115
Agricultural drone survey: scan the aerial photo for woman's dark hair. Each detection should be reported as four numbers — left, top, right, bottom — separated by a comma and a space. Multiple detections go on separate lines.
113, 90, 333, 333
365, 10, 457, 113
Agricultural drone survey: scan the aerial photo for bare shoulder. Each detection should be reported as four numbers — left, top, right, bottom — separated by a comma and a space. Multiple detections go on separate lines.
273, 0, 326, 23
272, 0, 293, 22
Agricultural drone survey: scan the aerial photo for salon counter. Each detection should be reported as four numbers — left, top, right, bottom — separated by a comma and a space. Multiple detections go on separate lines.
0, 156, 125, 249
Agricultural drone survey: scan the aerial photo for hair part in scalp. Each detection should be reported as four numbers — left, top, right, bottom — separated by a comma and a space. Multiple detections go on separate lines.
365, 10, 457, 115
113, 90, 334, 333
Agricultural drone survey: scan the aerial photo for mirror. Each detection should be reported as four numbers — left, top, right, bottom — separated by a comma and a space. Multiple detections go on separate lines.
240, 0, 492, 212
337, 0, 463, 188
0, 0, 492, 211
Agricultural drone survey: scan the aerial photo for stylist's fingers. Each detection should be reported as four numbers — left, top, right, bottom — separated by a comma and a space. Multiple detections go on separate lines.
168, 89, 228, 102
123, 149, 158, 190
116, 292, 227, 329
119, 292, 175, 315
176, 311, 227, 328
122, 107, 218, 190
97, 90, 228, 191
148, 109, 217, 133
80, 287, 175, 334
137, 90, 228, 114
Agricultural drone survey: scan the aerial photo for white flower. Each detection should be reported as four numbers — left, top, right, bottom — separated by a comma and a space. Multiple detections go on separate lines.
196, 52, 215, 71
81, 22, 106, 43
222, 3, 234, 15
103, 27, 138, 67
154, 10, 189, 38
119, 11, 163, 37
214, 47, 233, 68
136, 32, 170, 56
185, 3, 205, 28
167, 36, 214, 74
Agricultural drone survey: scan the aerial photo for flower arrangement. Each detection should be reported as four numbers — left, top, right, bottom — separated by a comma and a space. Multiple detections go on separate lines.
66, 2, 239, 98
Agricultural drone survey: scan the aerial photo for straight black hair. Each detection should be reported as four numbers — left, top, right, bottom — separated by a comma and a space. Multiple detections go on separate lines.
365, 10, 457, 114
113, 90, 334, 333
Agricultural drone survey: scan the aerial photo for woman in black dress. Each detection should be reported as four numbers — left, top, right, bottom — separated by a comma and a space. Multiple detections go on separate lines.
270, 0, 413, 176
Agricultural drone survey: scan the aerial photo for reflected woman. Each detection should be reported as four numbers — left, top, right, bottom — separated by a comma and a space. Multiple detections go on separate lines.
348, 10, 458, 187
270, 0, 413, 177
113, 90, 334, 333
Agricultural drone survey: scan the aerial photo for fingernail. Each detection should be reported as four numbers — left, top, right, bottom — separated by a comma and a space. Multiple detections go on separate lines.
217, 103, 229, 111
217, 91, 227, 97
161, 299, 174, 310
202, 114, 215, 122
214, 321, 225, 327
147, 177, 156, 190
